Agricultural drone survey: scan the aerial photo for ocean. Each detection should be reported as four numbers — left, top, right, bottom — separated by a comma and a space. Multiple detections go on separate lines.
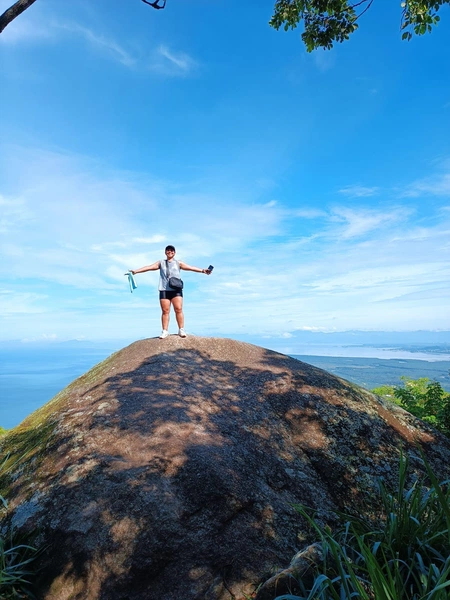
0, 342, 120, 430
1, 341, 449, 430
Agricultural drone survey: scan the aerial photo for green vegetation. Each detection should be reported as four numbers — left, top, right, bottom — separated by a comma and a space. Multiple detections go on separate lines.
373, 377, 450, 437
270, 0, 448, 52
0, 535, 37, 599
0, 458, 37, 599
275, 452, 450, 600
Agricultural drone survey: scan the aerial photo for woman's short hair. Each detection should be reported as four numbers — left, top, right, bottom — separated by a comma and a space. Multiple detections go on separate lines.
165, 245, 176, 252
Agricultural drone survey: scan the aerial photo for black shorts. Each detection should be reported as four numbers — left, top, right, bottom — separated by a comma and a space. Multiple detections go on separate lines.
159, 290, 183, 300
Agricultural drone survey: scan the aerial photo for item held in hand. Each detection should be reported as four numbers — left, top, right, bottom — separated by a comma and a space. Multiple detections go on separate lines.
207, 265, 214, 272
125, 271, 137, 293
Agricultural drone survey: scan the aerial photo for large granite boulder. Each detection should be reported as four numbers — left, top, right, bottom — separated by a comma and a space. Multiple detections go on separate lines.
1, 337, 449, 600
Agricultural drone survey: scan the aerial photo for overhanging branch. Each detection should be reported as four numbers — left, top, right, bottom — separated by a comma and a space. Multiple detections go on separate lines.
0, 0, 167, 35
0, 0, 38, 34
141, 0, 166, 9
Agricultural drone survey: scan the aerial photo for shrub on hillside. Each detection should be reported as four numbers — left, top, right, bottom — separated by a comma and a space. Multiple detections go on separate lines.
373, 377, 450, 437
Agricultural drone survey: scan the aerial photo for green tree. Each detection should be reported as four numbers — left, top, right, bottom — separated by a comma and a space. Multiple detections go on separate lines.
270, 0, 449, 51
371, 384, 395, 398
373, 377, 450, 437
393, 376, 430, 417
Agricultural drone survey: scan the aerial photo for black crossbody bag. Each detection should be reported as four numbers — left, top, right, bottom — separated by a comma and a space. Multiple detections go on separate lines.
166, 260, 183, 290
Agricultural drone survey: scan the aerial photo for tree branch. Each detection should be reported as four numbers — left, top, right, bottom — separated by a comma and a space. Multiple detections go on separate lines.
354, 0, 374, 21
141, 0, 166, 9
0, 0, 38, 34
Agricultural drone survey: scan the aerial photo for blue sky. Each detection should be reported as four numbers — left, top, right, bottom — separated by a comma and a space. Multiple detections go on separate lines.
1, 0, 449, 347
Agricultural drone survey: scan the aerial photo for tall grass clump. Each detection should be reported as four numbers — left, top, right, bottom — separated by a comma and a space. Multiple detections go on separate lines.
276, 452, 450, 600
0, 456, 37, 599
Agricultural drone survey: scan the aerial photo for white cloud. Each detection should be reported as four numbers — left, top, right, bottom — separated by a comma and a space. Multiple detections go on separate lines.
0, 193, 34, 233
0, 5, 198, 76
294, 208, 327, 218
402, 173, 450, 198
0, 290, 48, 316
339, 185, 380, 197
91, 235, 167, 253
133, 235, 167, 244
57, 21, 136, 67
1, 144, 449, 340
153, 45, 199, 76
312, 49, 335, 72
308, 262, 449, 294
327, 206, 411, 239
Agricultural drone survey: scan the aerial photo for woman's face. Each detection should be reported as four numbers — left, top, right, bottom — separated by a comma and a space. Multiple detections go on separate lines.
165, 249, 176, 259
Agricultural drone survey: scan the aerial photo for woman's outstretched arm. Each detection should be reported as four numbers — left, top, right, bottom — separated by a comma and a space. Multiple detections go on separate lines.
131, 261, 160, 275
179, 262, 211, 274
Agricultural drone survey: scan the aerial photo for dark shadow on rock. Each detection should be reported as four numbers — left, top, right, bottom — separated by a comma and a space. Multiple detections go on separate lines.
1, 337, 450, 600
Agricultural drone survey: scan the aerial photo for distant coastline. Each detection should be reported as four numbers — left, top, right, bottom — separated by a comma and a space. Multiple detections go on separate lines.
292, 354, 450, 394
354, 344, 450, 355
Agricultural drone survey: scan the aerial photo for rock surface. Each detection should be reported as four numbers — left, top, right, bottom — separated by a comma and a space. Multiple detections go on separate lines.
1, 336, 450, 600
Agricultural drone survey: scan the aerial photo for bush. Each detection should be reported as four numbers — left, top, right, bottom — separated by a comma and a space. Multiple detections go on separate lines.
0, 456, 37, 599
276, 452, 450, 600
373, 377, 450, 438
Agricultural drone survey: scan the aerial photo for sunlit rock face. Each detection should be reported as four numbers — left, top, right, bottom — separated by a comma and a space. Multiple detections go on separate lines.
2, 337, 450, 600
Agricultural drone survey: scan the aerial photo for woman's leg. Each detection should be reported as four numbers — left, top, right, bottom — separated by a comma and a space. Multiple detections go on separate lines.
171, 296, 184, 328
160, 298, 171, 330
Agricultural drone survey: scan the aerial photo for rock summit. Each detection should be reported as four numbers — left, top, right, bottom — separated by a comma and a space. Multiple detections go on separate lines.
1, 336, 449, 600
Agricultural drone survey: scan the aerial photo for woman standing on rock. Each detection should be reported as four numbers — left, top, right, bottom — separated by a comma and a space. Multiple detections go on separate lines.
130, 245, 212, 339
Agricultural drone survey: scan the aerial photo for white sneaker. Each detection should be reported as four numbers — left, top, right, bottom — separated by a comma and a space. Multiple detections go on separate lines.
178, 328, 187, 338
159, 330, 169, 339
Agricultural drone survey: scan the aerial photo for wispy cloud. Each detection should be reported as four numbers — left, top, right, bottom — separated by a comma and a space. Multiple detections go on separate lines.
401, 173, 450, 198
153, 44, 199, 76
1, 145, 449, 340
294, 208, 328, 218
327, 206, 411, 239
91, 236, 167, 253
312, 49, 336, 72
339, 185, 380, 197
0, 193, 36, 235
57, 22, 136, 67
0, 6, 198, 76
0, 290, 48, 316
57, 24, 199, 75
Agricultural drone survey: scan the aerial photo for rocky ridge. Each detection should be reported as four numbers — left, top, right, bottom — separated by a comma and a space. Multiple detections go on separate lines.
1, 336, 449, 600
